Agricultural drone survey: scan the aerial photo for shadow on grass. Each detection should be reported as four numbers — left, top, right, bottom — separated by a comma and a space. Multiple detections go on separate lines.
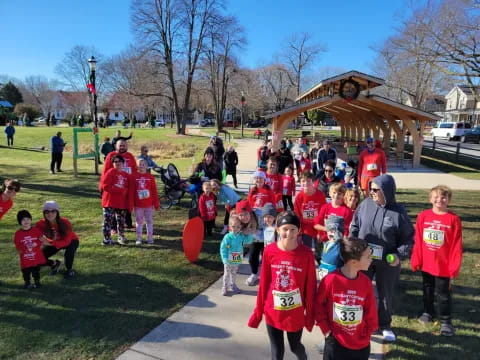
140, 320, 230, 343
21, 182, 100, 199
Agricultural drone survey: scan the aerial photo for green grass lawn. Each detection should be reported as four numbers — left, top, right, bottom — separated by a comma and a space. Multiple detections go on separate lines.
0, 126, 225, 359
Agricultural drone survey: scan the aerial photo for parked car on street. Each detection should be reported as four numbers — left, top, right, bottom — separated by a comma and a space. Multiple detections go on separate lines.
461, 126, 480, 143
200, 118, 214, 127
430, 121, 472, 141
155, 119, 166, 127
246, 118, 267, 128
224, 119, 240, 127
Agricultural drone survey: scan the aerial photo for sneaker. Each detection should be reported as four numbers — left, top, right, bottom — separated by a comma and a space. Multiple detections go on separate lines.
117, 237, 128, 245
221, 287, 228, 296
57, 169, 63, 172
440, 322, 455, 337
50, 260, 61, 276
64, 269, 75, 278
418, 313, 433, 325
23, 282, 32, 289
231, 284, 241, 294
246, 274, 258, 286
102, 239, 113, 246
220, 226, 228, 235
382, 329, 396, 342
34, 281, 41, 288
49, 171, 54, 174
135, 240, 142, 245
147, 239, 154, 244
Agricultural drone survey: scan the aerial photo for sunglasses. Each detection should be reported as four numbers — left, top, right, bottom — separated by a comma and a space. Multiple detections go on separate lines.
370, 188, 381, 193
6, 186, 18, 191
44, 209, 57, 214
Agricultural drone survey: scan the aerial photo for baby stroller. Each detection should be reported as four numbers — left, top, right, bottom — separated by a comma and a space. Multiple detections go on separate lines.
157, 163, 198, 209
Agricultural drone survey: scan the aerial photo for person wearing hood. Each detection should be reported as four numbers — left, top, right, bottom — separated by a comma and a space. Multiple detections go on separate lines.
276, 139, 294, 175
350, 174, 414, 342
193, 147, 222, 182
357, 137, 387, 198
223, 145, 239, 188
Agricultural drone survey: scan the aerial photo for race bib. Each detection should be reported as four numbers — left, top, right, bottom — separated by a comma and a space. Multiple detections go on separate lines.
303, 209, 316, 220
369, 243, 383, 260
123, 166, 132, 174
273, 288, 302, 310
423, 229, 445, 248
137, 189, 150, 199
318, 268, 329, 280
228, 252, 243, 264
333, 302, 363, 326
366, 163, 377, 171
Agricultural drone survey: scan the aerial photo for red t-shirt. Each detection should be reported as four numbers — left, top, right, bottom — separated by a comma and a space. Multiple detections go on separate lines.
357, 148, 387, 179
14, 227, 47, 268
132, 172, 160, 209
411, 209, 463, 278
35, 217, 78, 249
294, 190, 326, 237
314, 203, 353, 241
282, 175, 296, 196
248, 186, 276, 210
266, 173, 283, 195
100, 168, 133, 210
199, 192, 217, 221
248, 242, 317, 332
103, 151, 138, 176
0, 197, 13, 220
299, 158, 311, 173
316, 269, 378, 350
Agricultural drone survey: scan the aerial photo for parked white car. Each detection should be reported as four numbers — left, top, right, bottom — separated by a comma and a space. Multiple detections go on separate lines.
430, 122, 472, 141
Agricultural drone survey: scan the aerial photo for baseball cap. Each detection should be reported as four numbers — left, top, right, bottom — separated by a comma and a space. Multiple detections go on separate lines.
323, 139, 331, 145
276, 211, 300, 229
236, 199, 252, 213
366, 137, 374, 144
253, 171, 267, 180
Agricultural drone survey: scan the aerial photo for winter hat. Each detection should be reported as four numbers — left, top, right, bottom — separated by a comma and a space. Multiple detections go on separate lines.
235, 199, 252, 213
17, 210, 32, 225
276, 211, 300, 229
322, 139, 331, 145
43, 200, 60, 212
325, 215, 344, 242
204, 147, 214, 156
262, 203, 277, 218
253, 171, 267, 180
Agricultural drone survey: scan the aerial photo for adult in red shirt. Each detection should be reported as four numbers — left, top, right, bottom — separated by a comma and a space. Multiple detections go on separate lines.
100, 154, 134, 245
294, 171, 326, 250
357, 137, 387, 198
0, 179, 21, 220
248, 211, 317, 360
36, 201, 79, 278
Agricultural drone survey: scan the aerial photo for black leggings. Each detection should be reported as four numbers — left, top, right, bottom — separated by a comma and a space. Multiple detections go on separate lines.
22, 266, 40, 283
266, 324, 306, 360
42, 239, 79, 270
323, 335, 370, 360
248, 242, 264, 275
422, 271, 452, 322
282, 195, 294, 211
204, 220, 215, 236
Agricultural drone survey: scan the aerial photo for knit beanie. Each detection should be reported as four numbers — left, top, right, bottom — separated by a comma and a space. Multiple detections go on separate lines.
262, 203, 277, 218
17, 210, 32, 225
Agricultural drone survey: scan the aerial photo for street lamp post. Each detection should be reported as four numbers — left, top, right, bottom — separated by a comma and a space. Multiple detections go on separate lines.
241, 92, 246, 138
88, 56, 98, 129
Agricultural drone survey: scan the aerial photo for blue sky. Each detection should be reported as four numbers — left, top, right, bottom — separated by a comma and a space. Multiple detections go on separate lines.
0, 0, 407, 81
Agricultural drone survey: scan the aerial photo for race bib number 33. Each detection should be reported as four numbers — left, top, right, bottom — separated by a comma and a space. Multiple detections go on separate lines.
333, 302, 363, 326
273, 288, 302, 310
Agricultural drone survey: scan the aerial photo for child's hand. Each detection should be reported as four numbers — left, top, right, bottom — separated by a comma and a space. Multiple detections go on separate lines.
41, 235, 53, 245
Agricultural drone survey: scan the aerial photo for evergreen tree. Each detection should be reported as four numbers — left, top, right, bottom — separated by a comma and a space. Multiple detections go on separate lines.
0, 82, 23, 106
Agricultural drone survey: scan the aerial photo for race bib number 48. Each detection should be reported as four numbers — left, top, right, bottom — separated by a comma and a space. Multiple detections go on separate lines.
423, 229, 445, 248
333, 302, 363, 326
273, 288, 302, 310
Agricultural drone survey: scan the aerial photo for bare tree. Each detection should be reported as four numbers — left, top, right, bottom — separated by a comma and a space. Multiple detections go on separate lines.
281, 32, 326, 96
258, 64, 296, 111
20, 76, 59, 115
131, 0, 224, 134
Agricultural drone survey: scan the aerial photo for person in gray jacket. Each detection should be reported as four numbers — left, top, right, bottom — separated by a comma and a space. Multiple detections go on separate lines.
350, 174, 414, 343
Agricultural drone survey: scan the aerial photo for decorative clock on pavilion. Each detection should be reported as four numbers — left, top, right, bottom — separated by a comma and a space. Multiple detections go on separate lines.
339, 79, 360, 101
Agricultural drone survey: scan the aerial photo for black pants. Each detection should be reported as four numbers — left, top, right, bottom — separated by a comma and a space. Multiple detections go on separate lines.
125, 210, 133, 228
42, 239, 79, 270
248, 242, 264, 275
266, 324, 307, 360
50, 152, 63, 172
204, 220, 215, 236
7, 135, 13, 146
323, 335, 370, 360
22, 266, 40, 283
282, 195, 294, 211
227, 173, 238, 187
422, 271, 452, 322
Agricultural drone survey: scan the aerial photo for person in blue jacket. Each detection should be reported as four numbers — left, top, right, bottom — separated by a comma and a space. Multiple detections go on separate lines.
50, 132, 66, 174
4, 122, 15, 147
318, 215, 345, 279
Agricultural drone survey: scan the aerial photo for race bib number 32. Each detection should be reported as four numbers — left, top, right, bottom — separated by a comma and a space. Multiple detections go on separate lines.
273, 288, 302, 310
333, 302, 363, 326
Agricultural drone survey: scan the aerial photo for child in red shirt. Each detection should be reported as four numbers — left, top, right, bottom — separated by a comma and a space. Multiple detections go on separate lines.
1, 178, 21, 220
248, 211, 317, 359
299, 151, 311, 174
198, 181, 217, 236
282, 166, 296, 211
316, 237, 378, 360
14, 210, 47, 289
265, 158, 283, 212
411, 185, 462, 337
133, 158, 160, 245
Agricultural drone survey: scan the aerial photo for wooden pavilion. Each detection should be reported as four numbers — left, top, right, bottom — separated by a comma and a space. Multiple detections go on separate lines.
266, 71, 440, 167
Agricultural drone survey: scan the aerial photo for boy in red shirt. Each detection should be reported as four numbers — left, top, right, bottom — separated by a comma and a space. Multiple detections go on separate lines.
265, 158, 283, 211
411, 185, 462, 337
248, 211, 317, 359
198, 181, 217, 236
14, 210, 47, 289
316, 237, 378, 360
281, 166, 296, 211
133, 158, 160, 245
294, 171, 326, 251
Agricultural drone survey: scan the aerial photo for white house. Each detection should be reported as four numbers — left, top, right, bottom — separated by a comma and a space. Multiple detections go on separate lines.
444, 85, 480, 125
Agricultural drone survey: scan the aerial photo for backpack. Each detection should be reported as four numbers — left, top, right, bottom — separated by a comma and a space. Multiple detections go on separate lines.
260, 146, 269, 161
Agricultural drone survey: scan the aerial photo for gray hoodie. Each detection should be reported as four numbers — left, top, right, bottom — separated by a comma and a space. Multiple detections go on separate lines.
350, 174, 414, 260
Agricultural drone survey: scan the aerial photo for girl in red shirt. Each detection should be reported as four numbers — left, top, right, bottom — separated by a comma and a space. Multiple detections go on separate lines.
265, 158, 283, 212
249, 211, 317, 359
14, 210, 46, 288
133, 158, 160, 245
198, 181, 217, 236
299, 151, 311, 174
282, 166, 296, 211
0, 178, 21, 221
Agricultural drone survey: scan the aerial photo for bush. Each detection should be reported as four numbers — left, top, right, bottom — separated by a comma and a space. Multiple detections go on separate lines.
13, 103, 41, 123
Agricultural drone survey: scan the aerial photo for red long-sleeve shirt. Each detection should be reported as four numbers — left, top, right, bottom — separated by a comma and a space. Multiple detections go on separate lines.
316, 269, 378, 350
100, 168, 133, 211
103, 151, 138, 176
248, 242, 317, 332
0, 197, 13, 220
314, 203, 353, 242
357, 148, 387, 180
299, 158, 311, 173
247, 186, 276, 210
266, 173, 283, 195
282, 175, 296, 197
199, 192, 217, 221
132, 172, 160, 209
294, 190, 326, 238
35, 217, 78, 249
14, 227, 47, 268
411, 209, 463, 278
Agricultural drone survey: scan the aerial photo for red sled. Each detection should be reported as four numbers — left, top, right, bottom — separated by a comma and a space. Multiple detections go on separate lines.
182, 216, 204, 263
